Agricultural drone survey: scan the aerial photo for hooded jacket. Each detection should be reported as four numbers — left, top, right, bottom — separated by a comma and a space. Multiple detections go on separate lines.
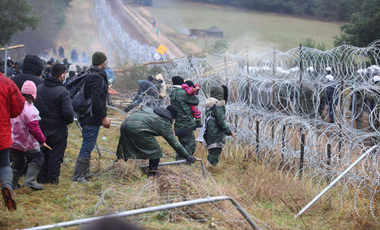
169, 86, 199, 130
12, 55, 44, 90
116, 107, 189, 160
204, 97, 232, 149
79, 65, 108, 126
34, 76, 74, 131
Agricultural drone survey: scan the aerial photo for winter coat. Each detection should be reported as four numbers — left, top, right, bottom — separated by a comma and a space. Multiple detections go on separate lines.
116, 107, 190, 160
0, 73, 25, 150
137, 80, 158, 97
169, 86, 199, 130
12, 55, 44, 90
79, 66, 108, 126
10, 101, 46, 152
34, 76, 74, 131
204, 97, 232, 149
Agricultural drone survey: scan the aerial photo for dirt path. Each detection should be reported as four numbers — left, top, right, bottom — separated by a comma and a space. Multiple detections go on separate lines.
114, 0, 186, 58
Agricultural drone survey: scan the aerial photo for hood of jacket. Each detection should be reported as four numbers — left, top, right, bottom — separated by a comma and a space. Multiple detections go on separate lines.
153, 107, 172, 122
43, 76, 63, 87
23, 55, 43, 76
204, 97, 225, 108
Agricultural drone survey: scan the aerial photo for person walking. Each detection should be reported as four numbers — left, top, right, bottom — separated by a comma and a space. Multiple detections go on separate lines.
0, 72, 25, 211
71, 51, 111, 183
169, 76, 199, 159
116, 105, 196, 176
10, 81, 51, 191
34, 64, 74, 184
203, 86, 236, 166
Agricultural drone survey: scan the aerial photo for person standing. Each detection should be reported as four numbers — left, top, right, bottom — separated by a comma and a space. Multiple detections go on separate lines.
116, 105, 196, 176
0, 72, 24, 211
12, 54, 44, 90
34, 64, 74, 184
71, 51, 111, 183
10, 81, 51, 191
203, 86, 236, 166
169, 76, 199, 159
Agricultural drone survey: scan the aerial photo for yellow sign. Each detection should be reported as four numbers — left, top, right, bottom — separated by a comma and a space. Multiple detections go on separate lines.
156, 45, 168, 55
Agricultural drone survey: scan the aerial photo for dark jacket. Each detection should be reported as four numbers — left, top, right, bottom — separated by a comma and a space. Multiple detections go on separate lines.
34, 76, 74, 131
204, 97, 232, 149
169, 86, 199, 130
116, 107, 189, 160
79, 66, 108, 126
12, 55, 44, 90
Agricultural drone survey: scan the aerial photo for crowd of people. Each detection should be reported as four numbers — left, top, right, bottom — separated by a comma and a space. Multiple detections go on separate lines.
0, 50, 236, 213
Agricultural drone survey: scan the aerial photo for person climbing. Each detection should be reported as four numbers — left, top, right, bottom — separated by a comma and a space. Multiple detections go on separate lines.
170, 76, 199, 160
116, 105, 196, 177
10, 81, 51, 190
181, 80, 202, 127
202, 86, 236, 166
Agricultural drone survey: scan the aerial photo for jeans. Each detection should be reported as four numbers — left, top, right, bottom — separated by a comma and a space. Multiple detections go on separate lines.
78, 124, 100, 159
0, 149, 12, 189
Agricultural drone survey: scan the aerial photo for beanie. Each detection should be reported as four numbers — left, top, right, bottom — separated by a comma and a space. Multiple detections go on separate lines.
92, 51, 107, 66
184, 80, 194, 87
166, 105, 178, 119
172, 76, 184, 85
21, 80, 37, 100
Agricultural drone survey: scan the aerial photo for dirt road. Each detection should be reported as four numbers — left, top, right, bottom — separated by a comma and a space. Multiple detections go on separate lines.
113, 0, 186, 58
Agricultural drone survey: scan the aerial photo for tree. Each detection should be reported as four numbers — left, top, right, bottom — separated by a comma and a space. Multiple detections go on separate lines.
334, 0, 380, 47
0, 0, 41, 46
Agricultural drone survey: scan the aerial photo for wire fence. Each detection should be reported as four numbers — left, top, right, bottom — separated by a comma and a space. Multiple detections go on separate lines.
89, 0, 380, 225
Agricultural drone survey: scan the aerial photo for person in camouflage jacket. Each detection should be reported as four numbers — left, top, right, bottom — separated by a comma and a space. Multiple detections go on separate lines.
116, 105, 196, 176
204, 86, 236, 165
169, 76, 199, 159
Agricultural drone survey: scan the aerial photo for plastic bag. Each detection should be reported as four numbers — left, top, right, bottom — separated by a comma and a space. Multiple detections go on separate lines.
10, 102, 40, 152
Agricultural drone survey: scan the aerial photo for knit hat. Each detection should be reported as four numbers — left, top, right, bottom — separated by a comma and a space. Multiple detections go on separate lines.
184, 80, 194, 87
166, 105, 179, 119
92, 51, 107, 66
21, 80, 37, 100
210, 86, 224, 101
172, 76, 184, 85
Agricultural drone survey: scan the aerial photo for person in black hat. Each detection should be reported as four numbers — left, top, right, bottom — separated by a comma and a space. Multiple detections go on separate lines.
71, 51, 111, 183
12, 54, 44, 90
116, 105, 196, 177
169, 76, 199, 160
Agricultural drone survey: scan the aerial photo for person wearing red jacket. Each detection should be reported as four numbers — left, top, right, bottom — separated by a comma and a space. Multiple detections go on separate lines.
0, 72, 25, 211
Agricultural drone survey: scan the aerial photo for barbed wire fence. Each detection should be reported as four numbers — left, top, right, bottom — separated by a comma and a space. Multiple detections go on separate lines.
86, 0, 380, 226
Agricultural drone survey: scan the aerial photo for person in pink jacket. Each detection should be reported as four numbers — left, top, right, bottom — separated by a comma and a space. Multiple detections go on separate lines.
10, 81, 51, 191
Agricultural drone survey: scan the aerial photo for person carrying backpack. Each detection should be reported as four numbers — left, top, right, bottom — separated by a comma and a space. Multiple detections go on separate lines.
34, 64, 74, 184
10, 81, 51, 191
71, 51, 111, 183
203, 86, 236, 166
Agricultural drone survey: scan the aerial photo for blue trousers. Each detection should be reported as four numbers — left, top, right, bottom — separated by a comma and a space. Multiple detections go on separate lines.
78, 124, 100, 159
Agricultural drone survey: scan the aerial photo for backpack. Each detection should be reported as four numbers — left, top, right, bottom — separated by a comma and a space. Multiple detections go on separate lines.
65, 70, 93, 117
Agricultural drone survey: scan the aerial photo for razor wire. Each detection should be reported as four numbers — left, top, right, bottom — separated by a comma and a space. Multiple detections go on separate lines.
83, 0, 380, 223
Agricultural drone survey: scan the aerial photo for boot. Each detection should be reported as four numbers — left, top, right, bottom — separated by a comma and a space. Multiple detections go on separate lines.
71, 156, 90, 183
2, 187, 16, 211
12, 170, 23, 190
23, 163, 44, 190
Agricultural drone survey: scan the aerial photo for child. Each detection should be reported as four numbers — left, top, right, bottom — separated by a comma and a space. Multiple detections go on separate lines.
10, 81, 51, 190
181, 81, 202, 127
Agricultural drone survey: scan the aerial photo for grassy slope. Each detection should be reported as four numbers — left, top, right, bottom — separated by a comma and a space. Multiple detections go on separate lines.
150, 0, 343, 53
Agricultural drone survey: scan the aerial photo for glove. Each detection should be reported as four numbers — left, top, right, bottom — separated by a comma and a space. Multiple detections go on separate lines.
186, 155, 196, 164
